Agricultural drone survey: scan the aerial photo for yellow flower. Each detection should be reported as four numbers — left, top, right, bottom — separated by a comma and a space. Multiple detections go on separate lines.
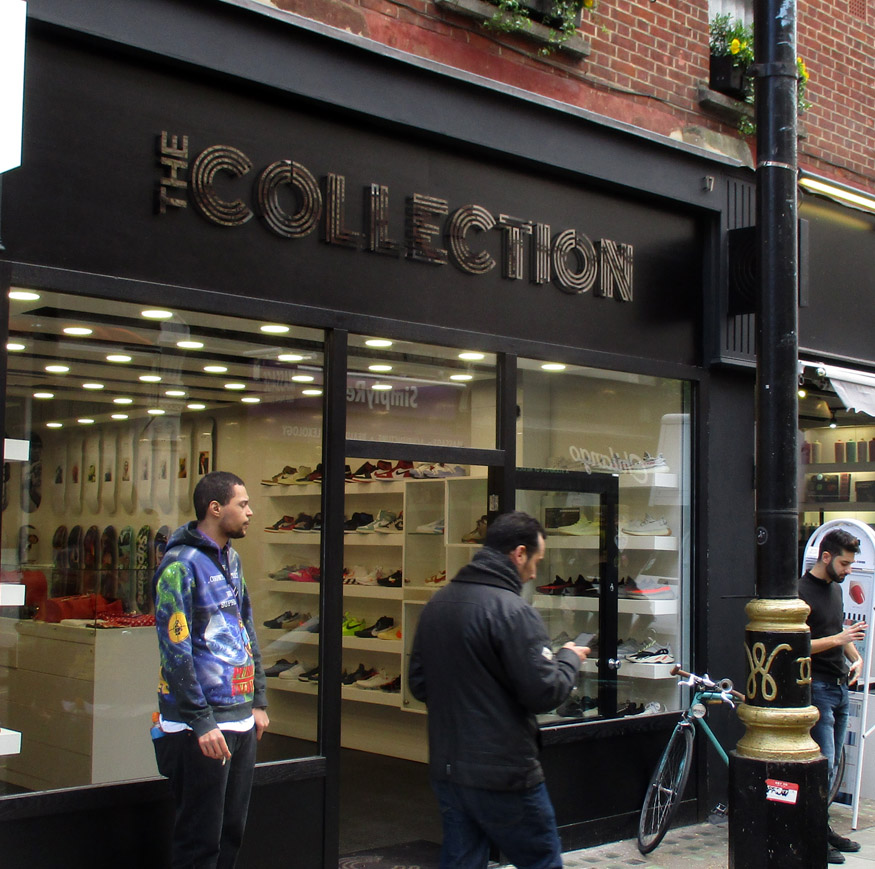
730, 38, 741, 54
798, 58, 809, 81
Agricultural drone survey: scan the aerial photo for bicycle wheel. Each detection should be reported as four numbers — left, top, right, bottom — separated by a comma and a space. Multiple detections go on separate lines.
638, 724, 694, 854
829, 745, 847, 805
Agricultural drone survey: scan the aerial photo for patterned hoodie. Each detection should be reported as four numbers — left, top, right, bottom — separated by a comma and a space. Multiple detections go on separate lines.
152, 521, 266, 736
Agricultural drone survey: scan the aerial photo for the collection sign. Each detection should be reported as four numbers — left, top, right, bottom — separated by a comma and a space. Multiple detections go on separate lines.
156, 132, 634, 300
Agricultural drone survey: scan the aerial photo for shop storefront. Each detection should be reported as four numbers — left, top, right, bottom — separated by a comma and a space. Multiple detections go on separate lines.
0, 2, 762, 866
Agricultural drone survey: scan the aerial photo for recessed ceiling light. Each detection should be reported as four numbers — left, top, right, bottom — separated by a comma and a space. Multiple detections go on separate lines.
46, 421, 63, 429
141, 309, 173, 320
291, 374, 314, 383
301, 388, 323, 396
203, 365, 228, 374
541, 363, 567, 372
372, 383, 393, 391
365, 338, 393, 348
8, 290, 40, 301
107, 354, 132, 363
458, 352, 485, 361
368, 364, 393, 372
113, 397, 134, 405
82, 382, 105, 390
177, 340, 204, 350
139, 374, 162, 383
111, 413, 129, 420
33, 392, 54, 399
450, 374, 473, 381
241, 396, 261, 404
45, 364, 69, 374
63, 326, 93, 336
165, 390, 186, 397
224, 382, 246, 390
260, 324, 290, 334
147, 408, 166, 415
7, 342, 25, 351
187, 402, 206, 410
77, 418, 95, 425
277, 354, 304, 363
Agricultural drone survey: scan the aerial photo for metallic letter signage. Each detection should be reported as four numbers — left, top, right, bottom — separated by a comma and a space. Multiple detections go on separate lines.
155, 131, 634, 301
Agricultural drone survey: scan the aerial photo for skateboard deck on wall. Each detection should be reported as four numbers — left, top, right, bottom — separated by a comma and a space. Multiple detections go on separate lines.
18, 524, 38, 565
21, 434, 42, 514
101, 428, 117, 514
2, 462, 9, 512
52, 525, 68, 569
195, 419, 215, 479
100, 525, 118, 599
47, 434, 66, 514
177, 421, 193, 512
83, 430, 101, 513
151, 418, 176, 514
66, 435, 84, 514
135, 524, 153, 613
154, 525, 170, 567
136, 424, 154, 513
117, 425, 135, 514
68, 524, 83, 573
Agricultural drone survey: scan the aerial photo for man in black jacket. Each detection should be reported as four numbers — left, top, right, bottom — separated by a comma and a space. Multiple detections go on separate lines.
409, 510, 589, 869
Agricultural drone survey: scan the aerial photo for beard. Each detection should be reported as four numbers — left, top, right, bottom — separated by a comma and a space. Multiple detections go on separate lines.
827, 560, 846, 584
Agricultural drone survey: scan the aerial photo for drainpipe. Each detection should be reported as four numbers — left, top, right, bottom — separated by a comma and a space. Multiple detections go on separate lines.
728, 0, 829, 865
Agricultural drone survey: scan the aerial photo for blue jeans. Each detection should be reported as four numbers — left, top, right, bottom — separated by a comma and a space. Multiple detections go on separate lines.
431, 779, 563, 869
810, 680, 849, 792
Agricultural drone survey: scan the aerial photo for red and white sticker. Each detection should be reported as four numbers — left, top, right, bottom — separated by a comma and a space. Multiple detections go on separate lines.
765, 779, 799, 805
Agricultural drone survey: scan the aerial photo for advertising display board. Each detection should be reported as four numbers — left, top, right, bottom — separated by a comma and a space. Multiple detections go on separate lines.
802, 518, 875, 828
0, 0, 26, 174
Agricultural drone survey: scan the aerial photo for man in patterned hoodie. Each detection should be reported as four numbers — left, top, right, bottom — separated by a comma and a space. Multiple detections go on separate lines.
152, 471, 268, 868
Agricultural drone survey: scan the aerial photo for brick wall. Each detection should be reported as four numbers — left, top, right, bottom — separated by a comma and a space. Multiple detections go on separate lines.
255, 0, 874, 192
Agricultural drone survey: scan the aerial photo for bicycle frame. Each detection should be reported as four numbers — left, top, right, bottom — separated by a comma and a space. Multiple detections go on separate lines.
685, 688, 731, 766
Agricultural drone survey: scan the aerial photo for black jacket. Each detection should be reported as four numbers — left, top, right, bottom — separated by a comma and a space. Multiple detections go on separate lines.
408, 546, 580, 791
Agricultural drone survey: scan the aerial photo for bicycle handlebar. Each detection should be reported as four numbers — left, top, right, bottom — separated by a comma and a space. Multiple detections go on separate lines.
671, 665, 746, 702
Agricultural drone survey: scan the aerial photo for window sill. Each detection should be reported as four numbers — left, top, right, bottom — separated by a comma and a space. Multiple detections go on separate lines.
697, 83, 807, 138
435, 0, 591, 60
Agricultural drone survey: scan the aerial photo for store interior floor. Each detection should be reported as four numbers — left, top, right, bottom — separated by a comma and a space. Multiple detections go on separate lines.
257, 733, 442, 856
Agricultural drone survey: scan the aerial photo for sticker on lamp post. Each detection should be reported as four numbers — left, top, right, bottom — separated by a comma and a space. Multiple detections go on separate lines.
765, 779, 800, 805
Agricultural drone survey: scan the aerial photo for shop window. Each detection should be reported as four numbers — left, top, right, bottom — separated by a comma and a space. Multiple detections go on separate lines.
517, 360, 692, 719
0, 287, 324, 794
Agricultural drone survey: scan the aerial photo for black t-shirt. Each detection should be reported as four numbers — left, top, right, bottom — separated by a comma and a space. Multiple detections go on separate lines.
799, 570, 848, 681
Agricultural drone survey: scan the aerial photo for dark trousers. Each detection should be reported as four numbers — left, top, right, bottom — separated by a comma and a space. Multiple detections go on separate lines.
154, 727, 257, 869
431, 779, 563, 869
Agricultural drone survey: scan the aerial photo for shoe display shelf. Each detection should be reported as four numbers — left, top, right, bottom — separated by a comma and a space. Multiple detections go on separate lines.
577, 659, 678, 680
269, 676, 402, 708
617, 472, 678, 490
262, 579, 402, 601
532, 592, 678, 616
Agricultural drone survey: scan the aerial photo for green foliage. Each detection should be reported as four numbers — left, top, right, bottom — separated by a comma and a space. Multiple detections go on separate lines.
484, 0, 595, 53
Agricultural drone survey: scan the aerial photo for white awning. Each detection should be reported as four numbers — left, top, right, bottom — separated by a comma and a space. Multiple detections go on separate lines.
800, 360, 875, 417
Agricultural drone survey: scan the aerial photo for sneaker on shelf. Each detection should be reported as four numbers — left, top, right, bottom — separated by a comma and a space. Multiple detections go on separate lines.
342, 664, 374, 685
300, 615, 321, 633
377, 622, 402, 641
297, 666, 320, 683
373, 460, 413, 480
290, 465, 312, 484
633, 452, 669, 472
344, 512, 374, 533
625, 647, 674, 664
292, 513, 317, 533
553, 516, 600, 536
342, 612, 367, 635
311, 512, 323, 533
544, 507, 581, 530
461, 515, 488, 543
390, 460, 415, 478
377, 569, 403, 587
409, 463, 436, 478
264, 658, 298, 677
622, 576, 675, 599
536, 576, 574, 596
288, 565, 321, 583
353, 566, 384, 586
356, 510, 398, 533
617, 637, 645, 658
294, 464, 322, 485
268, 563, 305, 579
426, 463, 467, 478
261, 466, 297, 486
617, 701, 645, 716
264, 514, 297, 533
354, 669, 398, 690
621, 514, 671, 536
343, 565, 368, 585
425, 570, 447, 586
635, 701, 665, 715
569, 575, 599, 596
414, 518, 445, 535
350, 461, 378, 482
375, 511, 404, 533
263, 610, 300, 630
355, 616, 395, 638
277, 661, 308, 680
380, 675, 402, 693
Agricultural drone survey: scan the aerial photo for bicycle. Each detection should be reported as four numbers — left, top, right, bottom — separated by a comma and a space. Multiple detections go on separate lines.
637, 665, 744, 854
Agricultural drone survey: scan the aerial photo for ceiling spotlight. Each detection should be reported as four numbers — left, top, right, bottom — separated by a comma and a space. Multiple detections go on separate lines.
241, 396, 261, 404
798, 388, 807, 399
541, 363, 567, 372
260, 324, 290, 334
82, 382, 105, 390
203, 365, 228, 374
450, 374, 473, 382
365, 338, 393, 348
139, 375, 162, 383
277, 354, 305, 363
224, 383, 246, 390
187, 403, 206, 410
113, 397, 134, 405
45, 364, 69, 374
8, 290, 40, 301
291, 374, 314, 383
141, 309, 173, 320
33, 392, 54, 399
77, 418, 95, 425
177, 340, 204, 350
7, 342, 25, 351
301, 389, 323, 396
111, 414, 129, 420
372, 383, 392, 391
63, 326, 93, 336
107, 354, 132, 363
147, 408, 166, 415
829, 412, 838, 429
46, 422, 63, 429
165, 390, 186, 398
458, 352, 485, 361
368, 364, 392, 373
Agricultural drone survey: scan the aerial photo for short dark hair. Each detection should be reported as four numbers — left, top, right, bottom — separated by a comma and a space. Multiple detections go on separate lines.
193, 471, 245, 521
484, 510, 545, 556
819, 528, 861, 560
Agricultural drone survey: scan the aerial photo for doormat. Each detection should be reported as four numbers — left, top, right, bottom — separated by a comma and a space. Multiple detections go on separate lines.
339, 839, 442, 868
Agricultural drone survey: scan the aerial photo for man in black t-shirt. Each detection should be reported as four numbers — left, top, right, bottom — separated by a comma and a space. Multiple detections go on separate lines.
799, 528, 866, 865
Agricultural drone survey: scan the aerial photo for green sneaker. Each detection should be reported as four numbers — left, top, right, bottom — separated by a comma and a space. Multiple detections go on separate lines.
342, 612, 366, 636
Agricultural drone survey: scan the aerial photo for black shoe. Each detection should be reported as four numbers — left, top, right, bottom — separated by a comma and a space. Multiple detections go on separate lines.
355, 616, 395, 638
264, 658, 297, 677
828, 828, 861, 853
263, 610, 298, 629
827, 846, 846, 864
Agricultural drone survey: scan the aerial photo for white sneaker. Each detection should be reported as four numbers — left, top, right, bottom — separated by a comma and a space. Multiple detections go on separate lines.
414, 518, 445, 534
277, 662, 307, 680
621, 514, 671, 536
356, 510, 397, 533
354, 669, 397, 690
553, 516, 600, 536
